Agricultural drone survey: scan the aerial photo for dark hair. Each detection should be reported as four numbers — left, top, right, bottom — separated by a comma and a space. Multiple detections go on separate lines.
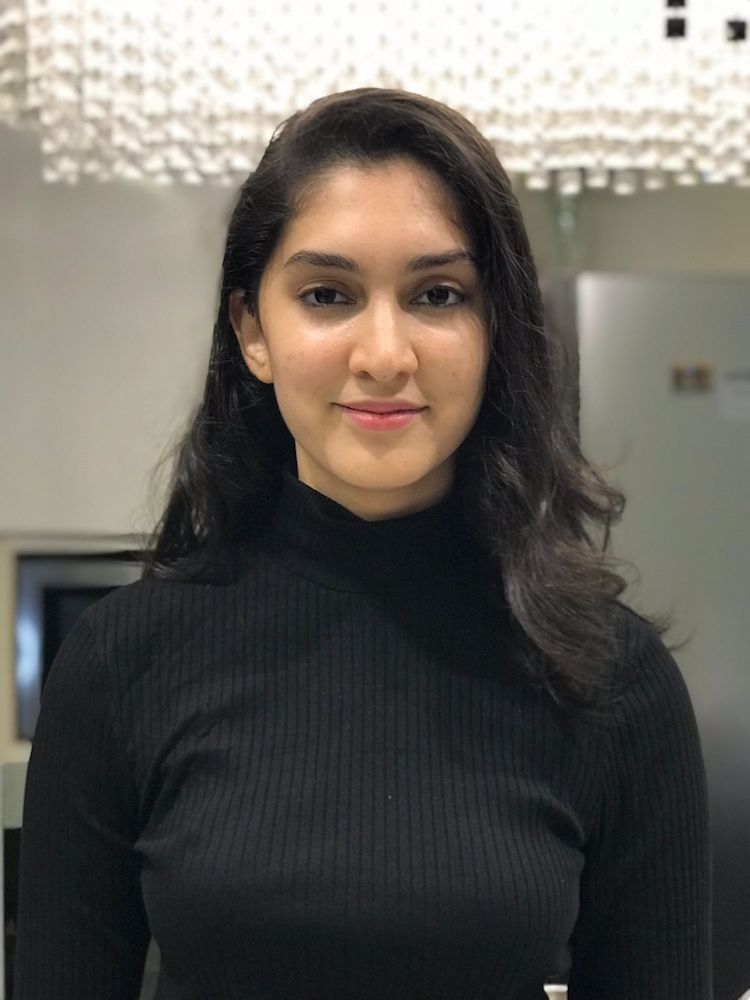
144, 87, 670, 716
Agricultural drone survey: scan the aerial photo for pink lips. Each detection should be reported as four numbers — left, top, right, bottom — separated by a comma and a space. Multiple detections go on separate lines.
338, 404, 424, 431
340, 399, 425, 413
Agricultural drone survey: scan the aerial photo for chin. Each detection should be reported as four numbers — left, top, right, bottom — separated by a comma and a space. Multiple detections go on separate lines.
340, 461, 445, 494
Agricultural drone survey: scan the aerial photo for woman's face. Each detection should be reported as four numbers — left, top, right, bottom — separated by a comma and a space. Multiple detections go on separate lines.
230, 157, 490, 520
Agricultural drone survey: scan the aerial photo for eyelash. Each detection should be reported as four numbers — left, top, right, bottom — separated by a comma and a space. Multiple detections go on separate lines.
298, 285, 468, 309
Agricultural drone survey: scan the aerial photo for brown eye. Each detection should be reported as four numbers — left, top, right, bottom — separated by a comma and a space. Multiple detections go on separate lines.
414, 286, 466, 308
299, 286, 351, 307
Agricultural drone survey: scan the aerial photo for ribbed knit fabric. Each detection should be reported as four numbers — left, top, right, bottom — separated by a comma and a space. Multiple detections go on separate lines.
15, 469, 712, 999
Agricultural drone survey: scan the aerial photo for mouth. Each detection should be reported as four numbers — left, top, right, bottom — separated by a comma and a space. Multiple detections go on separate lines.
338, 405, 426, 415
344, 407, 419, 415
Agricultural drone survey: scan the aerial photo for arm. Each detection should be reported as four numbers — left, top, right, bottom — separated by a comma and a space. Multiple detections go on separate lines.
14, 611, 150, 999
567, 617, 712, 999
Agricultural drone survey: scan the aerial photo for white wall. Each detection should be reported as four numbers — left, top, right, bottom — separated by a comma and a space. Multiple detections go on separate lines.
0, 125, 233, 536
523, 183, 750, 277
2, 121, 750, 535
575, 273, 750, 704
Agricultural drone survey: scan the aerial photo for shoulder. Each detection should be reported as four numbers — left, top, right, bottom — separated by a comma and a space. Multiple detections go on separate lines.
610, 600, 686, 691
604, 600, 700, 753
80, 559, 259, 675
611, 600, 656, 662
84, 572, 208, 634
37, 576, 204, 746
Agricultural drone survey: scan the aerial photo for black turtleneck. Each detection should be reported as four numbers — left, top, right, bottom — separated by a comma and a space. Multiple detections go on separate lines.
15, 470, 711, 999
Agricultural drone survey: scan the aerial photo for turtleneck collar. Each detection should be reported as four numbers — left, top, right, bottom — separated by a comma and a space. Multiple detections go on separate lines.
263, 465, 477, 593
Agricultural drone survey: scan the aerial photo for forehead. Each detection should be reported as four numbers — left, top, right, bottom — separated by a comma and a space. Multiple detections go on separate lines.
280, 158, 467, 250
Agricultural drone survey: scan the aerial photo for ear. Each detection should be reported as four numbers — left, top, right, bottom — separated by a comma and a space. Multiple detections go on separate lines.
229, 290, 274, 384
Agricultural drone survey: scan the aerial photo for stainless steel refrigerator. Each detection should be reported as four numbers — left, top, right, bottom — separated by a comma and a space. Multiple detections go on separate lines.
543, 272, 750, 1000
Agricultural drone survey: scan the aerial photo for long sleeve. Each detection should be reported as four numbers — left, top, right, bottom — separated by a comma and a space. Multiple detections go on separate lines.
567, 618, 712, 998
14, 611, 150, 999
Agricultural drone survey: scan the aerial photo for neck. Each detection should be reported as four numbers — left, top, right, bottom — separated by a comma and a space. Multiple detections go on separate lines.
262, 464, 477, 594
293, 459, 456, 522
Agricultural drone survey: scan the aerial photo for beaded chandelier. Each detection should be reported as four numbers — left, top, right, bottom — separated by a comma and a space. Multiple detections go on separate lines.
1, 0, 748, 193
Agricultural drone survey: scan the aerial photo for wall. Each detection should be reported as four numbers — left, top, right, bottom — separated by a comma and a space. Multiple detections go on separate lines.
0, 126, 231, 537
2, 122, 750, 535
524, 183, 750, 276
575, 273, 750, 699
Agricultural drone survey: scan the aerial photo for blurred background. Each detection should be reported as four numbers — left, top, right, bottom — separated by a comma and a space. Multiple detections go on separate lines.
0, 2, 748, 997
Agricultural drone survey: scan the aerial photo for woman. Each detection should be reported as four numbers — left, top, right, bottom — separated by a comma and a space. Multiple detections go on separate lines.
15, 88, 711, 998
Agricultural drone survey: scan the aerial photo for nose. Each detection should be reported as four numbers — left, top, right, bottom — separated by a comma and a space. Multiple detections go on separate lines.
347, 298, 418, 382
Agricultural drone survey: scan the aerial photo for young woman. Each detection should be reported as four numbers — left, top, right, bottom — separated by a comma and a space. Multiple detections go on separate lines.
15, 88, 711, 999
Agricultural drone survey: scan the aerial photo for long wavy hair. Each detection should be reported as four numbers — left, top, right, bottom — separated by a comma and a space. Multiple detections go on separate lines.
144, 87, 670, 716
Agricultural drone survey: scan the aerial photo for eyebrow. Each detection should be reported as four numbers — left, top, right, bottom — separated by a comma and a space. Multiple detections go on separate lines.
283, 249, 477, 273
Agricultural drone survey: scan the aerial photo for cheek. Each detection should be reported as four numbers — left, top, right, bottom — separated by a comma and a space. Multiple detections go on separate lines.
272, 338, 342, 399
466, 331, 491, 395
437, 337, 488, 400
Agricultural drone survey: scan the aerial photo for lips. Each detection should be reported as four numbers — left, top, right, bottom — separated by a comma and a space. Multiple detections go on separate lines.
339, 401, 425, 414
340, 407, 422, 431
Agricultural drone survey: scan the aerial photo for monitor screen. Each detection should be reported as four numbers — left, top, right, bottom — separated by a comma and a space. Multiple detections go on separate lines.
41, 585, 121, 690
15, 553, 142, 740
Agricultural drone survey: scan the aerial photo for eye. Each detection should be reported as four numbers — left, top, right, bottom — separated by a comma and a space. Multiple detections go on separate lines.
298, 286, 352, 307
413, 285, 467, 308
